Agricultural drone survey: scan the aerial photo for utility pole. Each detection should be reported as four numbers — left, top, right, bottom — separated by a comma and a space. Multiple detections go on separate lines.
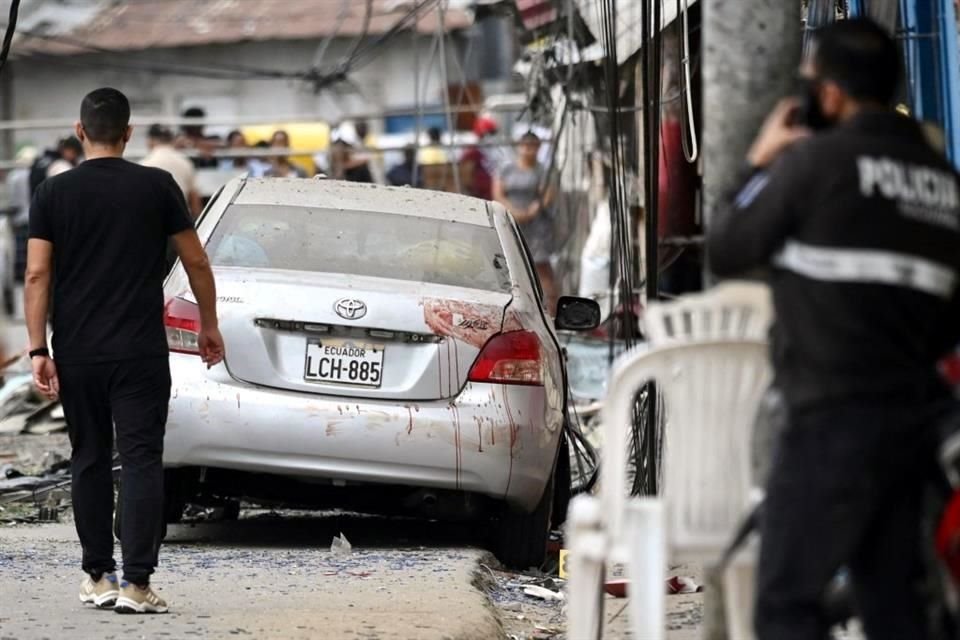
702, 2, 800, 232
700, 2, 801, 638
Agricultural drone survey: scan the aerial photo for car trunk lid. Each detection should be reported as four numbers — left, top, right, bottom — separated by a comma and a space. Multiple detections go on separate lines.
205, 268, 511, 401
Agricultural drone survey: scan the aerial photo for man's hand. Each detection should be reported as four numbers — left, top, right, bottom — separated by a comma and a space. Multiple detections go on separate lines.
527, 200, 542, 218
198, 327, 225, 369
747, 98, 811, 169
32, 356, 59, 399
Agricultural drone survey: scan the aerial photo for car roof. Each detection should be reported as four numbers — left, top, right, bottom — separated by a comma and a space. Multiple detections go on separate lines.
233, 178, 494, 227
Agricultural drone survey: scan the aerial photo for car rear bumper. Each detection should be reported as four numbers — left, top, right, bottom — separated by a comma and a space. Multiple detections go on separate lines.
164, 355, 562, 511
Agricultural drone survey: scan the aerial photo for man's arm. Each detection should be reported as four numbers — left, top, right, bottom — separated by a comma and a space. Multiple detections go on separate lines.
24, 239, 58, 397
171, 229, 224, 367
707, 98, 810, 277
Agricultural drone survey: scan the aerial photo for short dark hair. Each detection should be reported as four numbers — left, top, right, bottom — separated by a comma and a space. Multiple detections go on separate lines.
181, 106, 206, 136
80, 88, 131, 144
147, 123, 173, 142
427, 127, 442, 143
520, 130, 541, 144
226, 129, 245, 145
59, 136, 83, 155
811, 18, 901, 105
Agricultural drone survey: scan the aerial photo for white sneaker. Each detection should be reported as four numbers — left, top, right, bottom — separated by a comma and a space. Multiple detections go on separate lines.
114, 581, 169, 614
78, 573, 119, 608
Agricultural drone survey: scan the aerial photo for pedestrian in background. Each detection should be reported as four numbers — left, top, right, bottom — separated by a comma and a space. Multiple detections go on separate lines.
707, 19, 960, 640
461, 115, 499, 200
386, 145, 422, 188
141, 124, 202, 218
29, 136, 83, 194
220, 129, 249, 171
418, 126, 448, 166
179, 106, 217, 169
26, 87, 225, 614
493, 131, 557, 312
7, 146, 37, 223
45, 137, 83, 178
329, 123, 374, 183
265, 130, 307, 178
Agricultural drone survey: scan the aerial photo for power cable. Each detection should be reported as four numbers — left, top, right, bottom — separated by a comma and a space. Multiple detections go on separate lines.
307, 0, 440, 92
348, 0, 439, 70
0, 0, 20, 79
341, 0, 374, 74
312, 0, 351, 71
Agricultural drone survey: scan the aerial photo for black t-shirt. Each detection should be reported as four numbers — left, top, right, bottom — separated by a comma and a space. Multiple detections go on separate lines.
29, 157, 194, 364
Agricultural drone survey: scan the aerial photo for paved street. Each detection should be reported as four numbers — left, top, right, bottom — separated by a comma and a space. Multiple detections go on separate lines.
0, 516, 502, 640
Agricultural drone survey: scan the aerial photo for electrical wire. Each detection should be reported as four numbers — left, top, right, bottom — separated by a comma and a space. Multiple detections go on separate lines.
0, 0, 20, 79
312, 0, 351, 70
341, 0, 374, 74
677, 0, 699, 162
348, 0, 440, 70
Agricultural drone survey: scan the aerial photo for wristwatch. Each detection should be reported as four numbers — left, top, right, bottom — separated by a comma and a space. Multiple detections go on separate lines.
29, 348, 50, 359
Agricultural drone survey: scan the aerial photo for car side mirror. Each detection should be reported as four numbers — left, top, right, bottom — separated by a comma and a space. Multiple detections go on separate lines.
555, 296, 601, 331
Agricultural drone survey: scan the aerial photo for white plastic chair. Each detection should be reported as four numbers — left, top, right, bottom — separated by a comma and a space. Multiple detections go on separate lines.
567, 282, 773, 640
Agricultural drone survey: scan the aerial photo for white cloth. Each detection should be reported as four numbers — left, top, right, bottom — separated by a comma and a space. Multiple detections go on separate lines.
141, 145, 197, 199
46, 159, 74, 178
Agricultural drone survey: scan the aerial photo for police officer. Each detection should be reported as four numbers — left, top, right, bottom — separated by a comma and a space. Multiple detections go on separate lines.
707, 18, 960, 640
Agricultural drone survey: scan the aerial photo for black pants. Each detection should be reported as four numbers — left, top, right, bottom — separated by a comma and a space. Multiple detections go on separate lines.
754, 399, 944, 640
59, 357, 171, 586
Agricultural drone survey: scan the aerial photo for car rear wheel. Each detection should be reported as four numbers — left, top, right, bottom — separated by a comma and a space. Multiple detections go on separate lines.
492, 472, 554, 570
551, 434, 571, 529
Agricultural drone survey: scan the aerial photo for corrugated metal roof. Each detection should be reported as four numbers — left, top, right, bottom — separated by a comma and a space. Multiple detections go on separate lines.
18, 0, 472, 56
235, 178, 493, 227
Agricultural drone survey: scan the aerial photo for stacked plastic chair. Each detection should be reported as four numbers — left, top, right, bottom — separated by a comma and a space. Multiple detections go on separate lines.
566, 282, 773, 640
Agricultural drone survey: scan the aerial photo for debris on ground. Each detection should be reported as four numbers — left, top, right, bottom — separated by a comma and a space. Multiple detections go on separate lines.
604, 575, 704, 598
523, 584, 565, 602
666, 575, 703, 594
331, 532, 353, 554
0, 435, 79, 523
0, 358, 67, 435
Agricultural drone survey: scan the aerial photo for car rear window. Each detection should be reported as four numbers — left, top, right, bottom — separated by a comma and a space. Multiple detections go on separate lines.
206, 205, 512, 293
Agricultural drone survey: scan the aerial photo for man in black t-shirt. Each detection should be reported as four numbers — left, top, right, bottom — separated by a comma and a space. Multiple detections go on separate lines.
26, 88, 225, 614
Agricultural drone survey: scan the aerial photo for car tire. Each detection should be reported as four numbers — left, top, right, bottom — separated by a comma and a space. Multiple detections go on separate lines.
492, 472, 555, 570
551, 434, 571, 529
221, 499, 241, 521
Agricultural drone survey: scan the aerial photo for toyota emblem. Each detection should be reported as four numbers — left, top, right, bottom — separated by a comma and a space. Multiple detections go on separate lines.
334, 298, 367, 320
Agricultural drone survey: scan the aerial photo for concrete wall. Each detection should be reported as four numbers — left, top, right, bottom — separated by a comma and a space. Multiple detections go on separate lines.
10, 33, 468, 150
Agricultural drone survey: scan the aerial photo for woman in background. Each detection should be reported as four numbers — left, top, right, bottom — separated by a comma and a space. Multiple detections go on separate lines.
493, 131, 557, 313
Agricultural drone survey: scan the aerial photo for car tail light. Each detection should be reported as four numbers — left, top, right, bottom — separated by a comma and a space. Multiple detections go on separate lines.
165, 298, 201, 355
468, 330, 543, 386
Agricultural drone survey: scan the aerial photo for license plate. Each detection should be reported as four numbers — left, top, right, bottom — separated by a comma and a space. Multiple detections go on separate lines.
304, 339, 384, 387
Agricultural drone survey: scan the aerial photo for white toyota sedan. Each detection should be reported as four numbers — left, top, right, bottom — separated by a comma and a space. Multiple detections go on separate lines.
161, 177, 599, 567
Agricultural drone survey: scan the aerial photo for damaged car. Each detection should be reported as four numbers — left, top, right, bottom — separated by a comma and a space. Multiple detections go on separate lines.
160, 177, 599, 567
